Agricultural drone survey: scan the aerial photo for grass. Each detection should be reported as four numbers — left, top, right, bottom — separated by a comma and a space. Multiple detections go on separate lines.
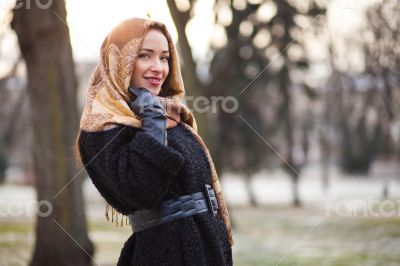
1, 206, 400, 265
231, 207, 400, 266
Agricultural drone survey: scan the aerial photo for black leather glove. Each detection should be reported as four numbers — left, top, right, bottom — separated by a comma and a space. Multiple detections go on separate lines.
128, 86, 167, 146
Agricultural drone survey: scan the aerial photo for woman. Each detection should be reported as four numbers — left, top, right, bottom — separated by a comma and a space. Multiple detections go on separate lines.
77, 18, 234, 265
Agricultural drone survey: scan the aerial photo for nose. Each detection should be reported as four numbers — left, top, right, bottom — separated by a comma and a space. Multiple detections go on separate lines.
150, 58, 163, 72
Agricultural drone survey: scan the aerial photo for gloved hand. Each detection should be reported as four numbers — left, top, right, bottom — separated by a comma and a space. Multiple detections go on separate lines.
128, 86, 167, 145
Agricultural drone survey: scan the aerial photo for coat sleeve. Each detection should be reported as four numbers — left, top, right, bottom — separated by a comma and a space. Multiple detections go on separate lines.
79, 127, 184, 213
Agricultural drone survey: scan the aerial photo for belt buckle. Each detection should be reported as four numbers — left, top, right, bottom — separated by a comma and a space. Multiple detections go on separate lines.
204, 184, 218, 217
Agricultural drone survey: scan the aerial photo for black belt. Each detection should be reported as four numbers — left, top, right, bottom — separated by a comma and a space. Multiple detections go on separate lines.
128, 184, 219, 232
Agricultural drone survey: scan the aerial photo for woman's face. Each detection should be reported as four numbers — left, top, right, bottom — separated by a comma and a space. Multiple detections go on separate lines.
130, 29, 170, 96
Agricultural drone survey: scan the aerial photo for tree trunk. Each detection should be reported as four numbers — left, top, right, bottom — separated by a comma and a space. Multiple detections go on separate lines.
291, 174, 301, 207
11, 1, 94, 265
319, 127, 330, 191
244, 175, 258, 207
280, 63, 301, 207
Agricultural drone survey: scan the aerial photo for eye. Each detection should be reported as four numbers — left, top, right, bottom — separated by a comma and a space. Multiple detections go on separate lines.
161, 55, 170, 61
138, 53, 150, 59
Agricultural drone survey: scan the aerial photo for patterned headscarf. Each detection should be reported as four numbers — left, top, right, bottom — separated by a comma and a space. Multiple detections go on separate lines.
79, 18, 234, 246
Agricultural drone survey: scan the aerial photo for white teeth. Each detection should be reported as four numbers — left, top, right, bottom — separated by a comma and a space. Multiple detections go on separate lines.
146, 78, 160, 82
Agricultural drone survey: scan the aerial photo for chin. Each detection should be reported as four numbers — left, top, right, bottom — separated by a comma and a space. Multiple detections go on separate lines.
151, 87, 162, 96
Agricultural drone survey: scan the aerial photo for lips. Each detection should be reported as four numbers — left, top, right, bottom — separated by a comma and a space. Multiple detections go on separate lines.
144, 77, 162, 86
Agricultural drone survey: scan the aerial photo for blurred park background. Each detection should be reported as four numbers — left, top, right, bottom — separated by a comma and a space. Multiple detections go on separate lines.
1, 0, 400, 265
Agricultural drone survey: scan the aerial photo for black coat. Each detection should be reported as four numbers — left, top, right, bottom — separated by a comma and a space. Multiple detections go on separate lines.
78, 122, 233, 265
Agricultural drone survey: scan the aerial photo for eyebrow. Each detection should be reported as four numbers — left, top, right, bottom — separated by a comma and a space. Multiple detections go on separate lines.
139, 48, 169, 54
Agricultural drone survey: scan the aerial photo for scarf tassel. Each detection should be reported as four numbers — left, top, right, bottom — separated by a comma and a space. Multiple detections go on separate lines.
105, 202, 130, 227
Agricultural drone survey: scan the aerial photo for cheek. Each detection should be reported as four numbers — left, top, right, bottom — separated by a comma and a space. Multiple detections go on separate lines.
132, 62, 144, 79
164, 64, 169, 77
134, 61, 144, 73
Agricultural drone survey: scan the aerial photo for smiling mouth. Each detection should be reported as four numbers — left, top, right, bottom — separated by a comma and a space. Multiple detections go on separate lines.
144, 77, 162, 87
144, 77, 161, 82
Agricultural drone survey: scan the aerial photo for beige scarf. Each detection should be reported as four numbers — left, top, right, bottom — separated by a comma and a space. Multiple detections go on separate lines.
79, 18, 233, 246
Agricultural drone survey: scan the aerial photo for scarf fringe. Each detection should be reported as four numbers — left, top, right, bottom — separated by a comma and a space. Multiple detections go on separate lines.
105, 202, 130, 227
